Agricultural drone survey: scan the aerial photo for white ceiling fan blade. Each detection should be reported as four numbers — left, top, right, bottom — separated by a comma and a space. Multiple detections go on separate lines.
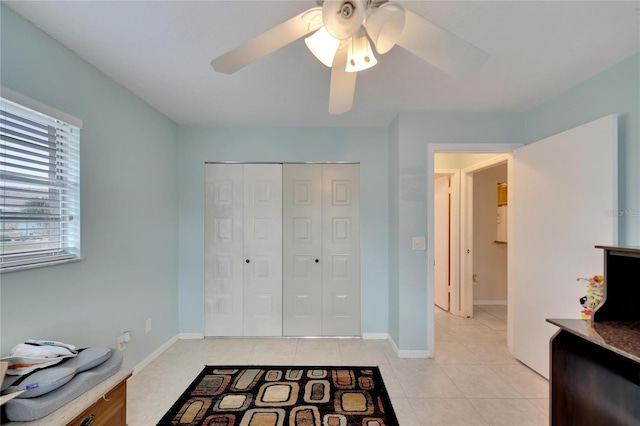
211, 7, 323, 74
329, 44, 356, 114
396, 9, 488, 78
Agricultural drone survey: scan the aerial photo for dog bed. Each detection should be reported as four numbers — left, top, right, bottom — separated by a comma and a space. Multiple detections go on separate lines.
3, 348, 123, 422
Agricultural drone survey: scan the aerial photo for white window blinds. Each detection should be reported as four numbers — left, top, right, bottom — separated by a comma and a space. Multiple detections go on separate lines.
0, 97, 81, 271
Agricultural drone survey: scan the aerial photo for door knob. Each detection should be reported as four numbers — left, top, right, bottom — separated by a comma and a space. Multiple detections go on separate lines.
246, 259, 250, 263
315, 259, 319, 263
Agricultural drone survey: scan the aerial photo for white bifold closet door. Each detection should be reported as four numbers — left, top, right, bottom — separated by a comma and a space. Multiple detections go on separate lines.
204, 164, 244, 336
243, 164, 283, 336
204, 163, 282, 337
282, 164, 360, 336
320, 164, 360, 336
283, 165, 323, 336
205, 163, 359, 337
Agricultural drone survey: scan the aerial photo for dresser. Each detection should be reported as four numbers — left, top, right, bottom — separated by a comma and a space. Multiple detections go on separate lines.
547, 245, 640, 425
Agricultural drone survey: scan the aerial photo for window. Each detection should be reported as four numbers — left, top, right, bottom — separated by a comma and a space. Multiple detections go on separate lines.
1, 96, 81, 271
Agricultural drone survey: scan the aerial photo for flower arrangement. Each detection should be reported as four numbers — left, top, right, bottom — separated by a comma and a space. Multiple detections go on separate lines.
576, 275, 604, 319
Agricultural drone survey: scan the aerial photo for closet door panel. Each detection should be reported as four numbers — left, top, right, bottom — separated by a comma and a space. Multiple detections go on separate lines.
283, 164, 323, 336
322, 164, 361, 336
243, 164, 283, 336
204, 164, 244, 336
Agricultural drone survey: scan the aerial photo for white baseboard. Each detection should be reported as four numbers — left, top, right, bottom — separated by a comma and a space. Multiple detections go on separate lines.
133, 334, 179, 375
387, 335, 400, 354
396, 349, 431, 358
179, 333, 204, 339
474, 300, 507, 305
362, 333, 389, 340
387, 335, 432, 358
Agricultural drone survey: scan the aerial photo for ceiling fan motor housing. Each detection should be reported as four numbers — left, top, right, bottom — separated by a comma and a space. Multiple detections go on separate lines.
323, 0, 366, 40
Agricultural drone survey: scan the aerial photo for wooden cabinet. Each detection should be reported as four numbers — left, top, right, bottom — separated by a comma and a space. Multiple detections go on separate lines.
67, 378, 127, 426
547, 245, 640, 425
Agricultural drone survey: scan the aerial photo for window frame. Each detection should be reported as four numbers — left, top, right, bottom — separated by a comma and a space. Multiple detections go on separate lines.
1, 88, 82, 272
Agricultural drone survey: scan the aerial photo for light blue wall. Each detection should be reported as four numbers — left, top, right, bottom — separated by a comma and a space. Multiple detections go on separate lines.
389, 53, 639, 352
0, 5, 179, 368
526, 53, 640, 245
387, 118, 400, 344
177, 127, 389, 335
2, 2, 637, 367
393, 112, 526, 350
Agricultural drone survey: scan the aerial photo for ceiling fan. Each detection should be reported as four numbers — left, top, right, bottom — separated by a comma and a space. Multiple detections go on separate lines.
211, 0, 488, 115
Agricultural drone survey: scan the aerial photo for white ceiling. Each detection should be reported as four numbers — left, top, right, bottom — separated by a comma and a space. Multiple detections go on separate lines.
5, 1, 639, 127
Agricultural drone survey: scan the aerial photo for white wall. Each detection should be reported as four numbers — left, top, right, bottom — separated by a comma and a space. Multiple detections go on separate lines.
435, 153, 506, 170
526, 53, 639, 245
473, 164, 508, 303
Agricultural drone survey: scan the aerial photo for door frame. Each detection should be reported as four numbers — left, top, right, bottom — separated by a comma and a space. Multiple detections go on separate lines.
427, 144, 521, 353
434, 169, 460, 314
459, 154, 510, 318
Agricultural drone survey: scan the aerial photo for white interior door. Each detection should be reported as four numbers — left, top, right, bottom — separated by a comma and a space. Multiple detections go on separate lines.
434, 175, 450, 311
283, 164, 323, 336
322, 164, 360, 336
243, 164, 283, 336
510, 115, 618, 378
204, 164, 244, 336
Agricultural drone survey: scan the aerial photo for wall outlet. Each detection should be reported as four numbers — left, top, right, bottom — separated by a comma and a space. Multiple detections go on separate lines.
145, 319, 152, 334
117, 331, 130, 351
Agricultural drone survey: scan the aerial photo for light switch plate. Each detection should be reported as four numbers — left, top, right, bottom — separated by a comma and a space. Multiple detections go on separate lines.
412, 237, 426, 250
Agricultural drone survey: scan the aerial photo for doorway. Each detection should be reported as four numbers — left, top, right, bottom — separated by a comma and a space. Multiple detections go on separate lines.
428, 116, 617, 377
433, 152, 512, 319
427, 144, 521, 354
460, 155, 510, 318
469, 163, 508, 312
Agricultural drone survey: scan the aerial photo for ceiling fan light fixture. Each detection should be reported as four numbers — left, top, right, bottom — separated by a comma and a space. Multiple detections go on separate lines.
365, 2, 406, 54
346, 31, 377, 72
305, 26, 341, 67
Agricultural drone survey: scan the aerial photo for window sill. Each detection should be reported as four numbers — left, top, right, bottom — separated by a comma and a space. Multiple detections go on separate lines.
0, 257, 83, 273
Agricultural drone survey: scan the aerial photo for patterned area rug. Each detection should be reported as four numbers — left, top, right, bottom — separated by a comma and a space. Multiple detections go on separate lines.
157, 366, 398, 426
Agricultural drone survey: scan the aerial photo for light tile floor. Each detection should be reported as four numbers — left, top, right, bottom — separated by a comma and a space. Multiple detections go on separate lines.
127, 305, 549, 425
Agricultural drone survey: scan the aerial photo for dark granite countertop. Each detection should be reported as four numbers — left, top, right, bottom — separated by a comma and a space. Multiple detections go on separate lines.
547, 318, 640, 363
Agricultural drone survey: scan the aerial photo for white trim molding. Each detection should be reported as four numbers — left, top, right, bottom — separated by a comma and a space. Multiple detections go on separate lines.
133, 333, 204, 375
1, 85, 83, 128
362, 333, 389, 340
396, 350, 431, 358
474, 300, 508, 305
132, 335, 179, 375
178, 333, 205, 339
387, 335, 432, 358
